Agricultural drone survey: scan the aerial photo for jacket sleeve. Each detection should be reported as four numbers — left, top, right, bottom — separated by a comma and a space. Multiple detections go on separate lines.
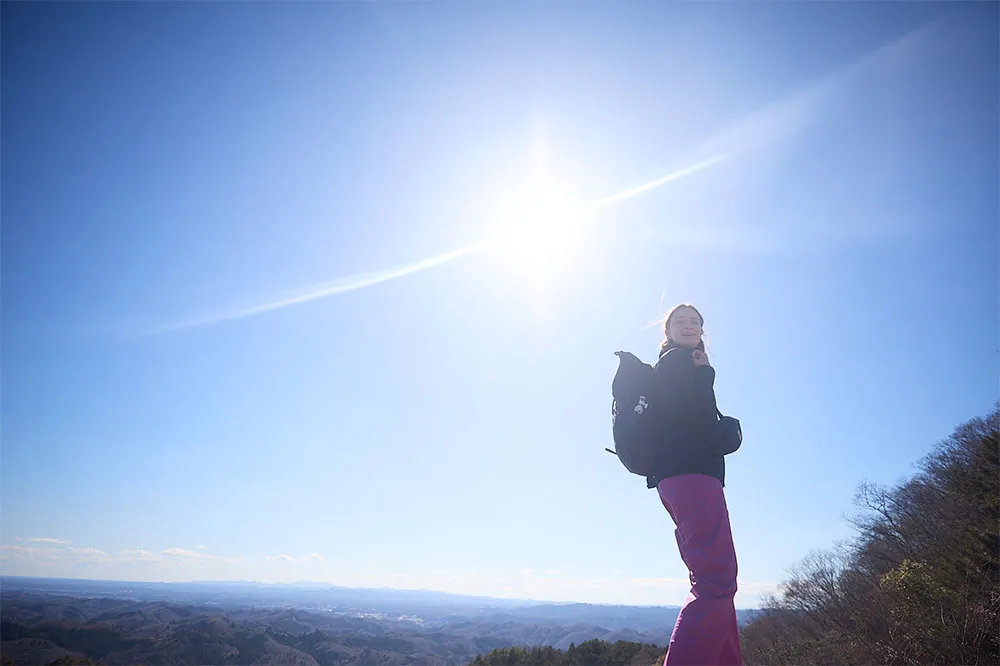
655, 350, 719, 426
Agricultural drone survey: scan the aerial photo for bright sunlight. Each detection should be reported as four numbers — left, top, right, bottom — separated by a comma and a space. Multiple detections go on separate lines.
487, 182, 590, 284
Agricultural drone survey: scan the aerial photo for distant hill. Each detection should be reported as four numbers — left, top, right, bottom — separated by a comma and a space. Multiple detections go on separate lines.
0, 578, 538, 617
0, 587, 692, 665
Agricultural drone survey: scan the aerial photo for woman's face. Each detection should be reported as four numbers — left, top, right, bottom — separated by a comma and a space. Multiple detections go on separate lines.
667, 307, 703, 348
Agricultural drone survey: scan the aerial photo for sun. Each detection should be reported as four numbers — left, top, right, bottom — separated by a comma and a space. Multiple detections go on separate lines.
487, 184, 588, 280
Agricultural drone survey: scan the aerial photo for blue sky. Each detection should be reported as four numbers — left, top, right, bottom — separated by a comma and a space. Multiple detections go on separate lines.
2, 2, 997, 608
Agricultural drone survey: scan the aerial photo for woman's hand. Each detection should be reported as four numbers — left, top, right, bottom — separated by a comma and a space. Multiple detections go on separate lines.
692, 350, 711, 367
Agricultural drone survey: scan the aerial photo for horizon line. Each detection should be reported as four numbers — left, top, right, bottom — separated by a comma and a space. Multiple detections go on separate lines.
0, 573, 764, 609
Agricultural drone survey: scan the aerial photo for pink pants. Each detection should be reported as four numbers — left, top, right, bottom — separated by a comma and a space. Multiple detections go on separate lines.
657, 474, 742, 666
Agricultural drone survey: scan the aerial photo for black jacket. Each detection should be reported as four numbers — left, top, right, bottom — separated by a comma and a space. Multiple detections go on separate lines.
646, 343, 726, 488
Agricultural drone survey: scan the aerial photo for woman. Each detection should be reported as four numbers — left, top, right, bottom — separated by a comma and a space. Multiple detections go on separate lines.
650, 304, 741, 666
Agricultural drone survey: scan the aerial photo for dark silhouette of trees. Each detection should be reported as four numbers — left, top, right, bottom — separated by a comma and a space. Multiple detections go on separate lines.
740, 403, 999, 665
470, 639, 664, 665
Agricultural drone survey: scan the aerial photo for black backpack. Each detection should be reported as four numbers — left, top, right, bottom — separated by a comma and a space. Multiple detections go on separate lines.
607, 351, 662, 477
607, 350, 744, 476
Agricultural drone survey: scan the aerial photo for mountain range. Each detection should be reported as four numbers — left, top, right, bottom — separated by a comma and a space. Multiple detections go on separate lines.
1, 576, 758, 665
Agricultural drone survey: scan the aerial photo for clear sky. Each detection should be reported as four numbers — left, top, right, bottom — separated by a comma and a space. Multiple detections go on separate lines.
2, 1, 997, 608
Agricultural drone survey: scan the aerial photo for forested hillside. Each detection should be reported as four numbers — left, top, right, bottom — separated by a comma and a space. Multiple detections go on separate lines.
740, 404, 999, 664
